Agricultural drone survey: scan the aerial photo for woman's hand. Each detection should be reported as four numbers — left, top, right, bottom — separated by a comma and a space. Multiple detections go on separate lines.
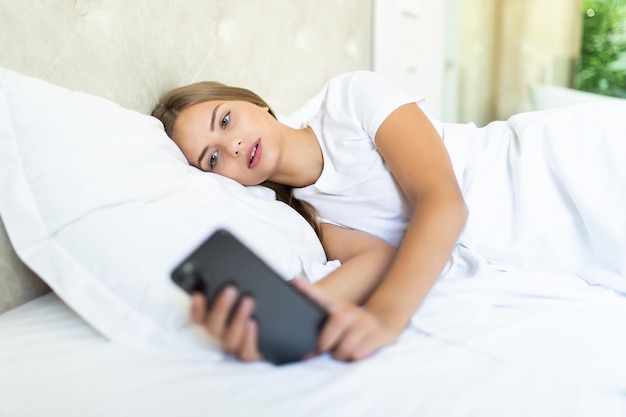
191, 287, 263, 362
190, 280, 399, 363
294, 279, 399, 361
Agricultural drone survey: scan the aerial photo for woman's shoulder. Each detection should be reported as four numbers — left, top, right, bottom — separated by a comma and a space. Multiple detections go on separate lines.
327, 70, 384, 89
281, 71, 387, 128
326, 70, 412, 101
321, 71, 396, 110
324, 71, 419, 115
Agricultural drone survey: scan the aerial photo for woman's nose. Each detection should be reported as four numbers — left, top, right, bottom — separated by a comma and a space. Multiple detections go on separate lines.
228, 139, 243, 157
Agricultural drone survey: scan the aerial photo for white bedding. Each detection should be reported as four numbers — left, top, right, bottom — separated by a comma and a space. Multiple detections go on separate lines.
415, 269, 626, 394
2, 2, 626, 415
1, 276, 625, 417
422, 101, 626, 396
2, 76, 626, 417
442, 101, 626, 292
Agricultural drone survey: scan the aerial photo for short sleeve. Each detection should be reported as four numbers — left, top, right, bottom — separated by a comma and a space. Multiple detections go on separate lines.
339, 71, 425, 143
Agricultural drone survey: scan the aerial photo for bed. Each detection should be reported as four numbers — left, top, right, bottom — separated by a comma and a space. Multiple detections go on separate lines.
1, 2, 626, 416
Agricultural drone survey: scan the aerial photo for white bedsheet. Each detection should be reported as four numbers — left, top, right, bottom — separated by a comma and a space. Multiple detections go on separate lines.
1, 288, 624, 417
415, 269, 626, 394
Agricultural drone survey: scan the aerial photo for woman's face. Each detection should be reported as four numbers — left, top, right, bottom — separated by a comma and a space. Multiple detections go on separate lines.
172, 100, 280, 186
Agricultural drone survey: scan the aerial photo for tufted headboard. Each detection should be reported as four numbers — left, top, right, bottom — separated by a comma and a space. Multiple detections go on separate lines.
0, 0, 373, 313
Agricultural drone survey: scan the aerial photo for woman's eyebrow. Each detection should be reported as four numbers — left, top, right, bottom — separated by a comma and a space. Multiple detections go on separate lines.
197, 146, 208, 168
210, 103, 222, 131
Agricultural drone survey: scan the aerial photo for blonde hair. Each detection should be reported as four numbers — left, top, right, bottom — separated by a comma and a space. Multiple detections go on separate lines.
152, 81, 321, 238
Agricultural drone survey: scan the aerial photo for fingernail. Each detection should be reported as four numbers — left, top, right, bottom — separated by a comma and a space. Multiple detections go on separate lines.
222, 285, 238, 299
191, 295, 202, 310
242, 296, 255, 312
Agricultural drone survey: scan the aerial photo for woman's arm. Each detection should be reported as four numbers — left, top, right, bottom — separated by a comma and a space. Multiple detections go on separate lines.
313, 223, 397, 305
296, 102, 467, 361
365, 102, 467, 331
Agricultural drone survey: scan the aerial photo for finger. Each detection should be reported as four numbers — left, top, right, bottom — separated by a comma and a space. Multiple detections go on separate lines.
222, 296, 255, 354
332, 326, 369, 361
190, 293, 207, 323
301, 348, 322, 361
328, 313, 369, 361
348, 332, 392, 361
338, 325, 396, 362
349, 338, 380, 361
205, 286, 238, 337
239, 320, 263, 362
317, 308, 355, 352
291, 279, 337, 313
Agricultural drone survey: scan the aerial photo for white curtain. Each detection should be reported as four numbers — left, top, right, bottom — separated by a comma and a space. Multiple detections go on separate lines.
458, 0, 583, 125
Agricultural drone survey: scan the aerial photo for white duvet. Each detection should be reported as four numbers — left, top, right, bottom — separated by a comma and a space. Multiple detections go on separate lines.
413, 100, 626, 401
442, 102, 626, 289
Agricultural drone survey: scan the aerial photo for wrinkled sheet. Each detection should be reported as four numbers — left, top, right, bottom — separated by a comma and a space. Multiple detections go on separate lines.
414, 269, 626, 396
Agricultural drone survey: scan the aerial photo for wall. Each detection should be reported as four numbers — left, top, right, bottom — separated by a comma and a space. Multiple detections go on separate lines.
373, 0, 460, 121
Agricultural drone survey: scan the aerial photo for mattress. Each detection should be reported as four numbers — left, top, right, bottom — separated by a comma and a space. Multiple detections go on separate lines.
1, 278, 624, 417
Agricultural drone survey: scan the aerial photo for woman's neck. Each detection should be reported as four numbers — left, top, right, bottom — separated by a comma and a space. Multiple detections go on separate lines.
270, 125, 323, 188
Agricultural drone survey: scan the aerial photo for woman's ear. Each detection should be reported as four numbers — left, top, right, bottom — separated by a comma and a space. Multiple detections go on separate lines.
261, 105, 276, 119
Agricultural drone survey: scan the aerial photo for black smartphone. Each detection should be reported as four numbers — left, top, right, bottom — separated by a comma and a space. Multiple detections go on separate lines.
171, 228, 328, 365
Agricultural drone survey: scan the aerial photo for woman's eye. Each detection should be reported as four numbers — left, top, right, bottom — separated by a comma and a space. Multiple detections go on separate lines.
220, 112, 230, 129
209, 150, 218, 169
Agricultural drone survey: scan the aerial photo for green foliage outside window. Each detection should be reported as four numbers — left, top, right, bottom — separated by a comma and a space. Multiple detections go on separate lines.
575, 0, 626, 98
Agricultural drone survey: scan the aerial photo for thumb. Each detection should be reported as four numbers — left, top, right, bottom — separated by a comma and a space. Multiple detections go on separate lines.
291, 278, 339, 313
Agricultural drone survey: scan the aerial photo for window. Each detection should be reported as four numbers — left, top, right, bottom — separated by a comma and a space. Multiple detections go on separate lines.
575, 0, 626, 98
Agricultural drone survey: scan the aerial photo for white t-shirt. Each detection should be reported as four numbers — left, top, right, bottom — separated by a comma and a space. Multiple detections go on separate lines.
293, 71, 444, 247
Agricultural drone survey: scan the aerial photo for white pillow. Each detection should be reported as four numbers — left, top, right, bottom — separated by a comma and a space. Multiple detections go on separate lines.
0, 68, 336, 359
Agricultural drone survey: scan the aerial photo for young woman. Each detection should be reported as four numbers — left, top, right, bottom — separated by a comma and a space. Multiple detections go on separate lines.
152, 71, 626, 362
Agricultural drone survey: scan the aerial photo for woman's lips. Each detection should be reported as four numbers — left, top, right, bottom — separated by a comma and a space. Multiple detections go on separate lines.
247, 140, 261, 169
